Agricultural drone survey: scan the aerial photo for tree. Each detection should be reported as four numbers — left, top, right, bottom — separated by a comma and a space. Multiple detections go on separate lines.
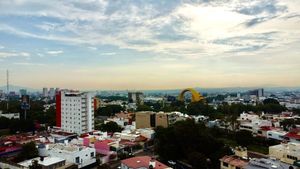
16, 142, 39, 162
263, 98, 279, 105
235, 130, 253, 147
154, 119, 226, 169
98, 121, 122, 133
186, 102, 214, 116
136, 104, 153, 111
96, 105, 124, 117
187, 152, 209, 169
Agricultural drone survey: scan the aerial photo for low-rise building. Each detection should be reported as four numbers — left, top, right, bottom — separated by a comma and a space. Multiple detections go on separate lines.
43, 143, 96, 168
135, 111, 177, 129
0, 111, 20, 119
284, 129, 300, 143
220, 147, 249, 169
245, 158, 296, 169
121, 156, 170, 169
269, 142, 300, 165
266, 130, 287, 141
18, 157, 66, 169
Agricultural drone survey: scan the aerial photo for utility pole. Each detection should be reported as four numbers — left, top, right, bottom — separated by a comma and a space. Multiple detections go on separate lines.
6, 69, 9, 111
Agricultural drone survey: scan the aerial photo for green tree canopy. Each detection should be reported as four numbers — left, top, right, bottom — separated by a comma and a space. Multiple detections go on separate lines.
96, 105, 124, 117
16, 142, 39, 162
98, 121, 122, 133
263, 98, 279, 105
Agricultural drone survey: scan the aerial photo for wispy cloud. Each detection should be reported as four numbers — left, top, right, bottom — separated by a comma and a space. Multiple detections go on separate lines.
101, 52, 116, 56
14, 62, 45, 66
0, 0, 299, 88
0, 51, 30, 58
88, 46, 97, 50
47, 50, 64, 55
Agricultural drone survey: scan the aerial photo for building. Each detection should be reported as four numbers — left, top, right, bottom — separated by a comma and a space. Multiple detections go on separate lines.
220, 147, 249, 169
43, 87, 48, 97
248, 89, 264, 98
245, 158, 297, 169
18, 156, 66, 169
155, 112, 177, 128
121, 156, 170, 169
128, 91, 144, 105
94, 97, 101, 111
135, 111, 176, 129
0, 111, 20, 119
56, 90, 95, 134
284, 129, 300, 143
49, 88, 55, 99
19, 89, 27, 96
269, 142, 300, 165
239, 119, 272, 135
238, 112, 259, 122
43, 143, 96, 168
266, 130, 287, 141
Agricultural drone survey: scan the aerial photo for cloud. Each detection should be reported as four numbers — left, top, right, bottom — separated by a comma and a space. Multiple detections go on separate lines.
14, 62, 45, 66
101, 52, 116, 56
0, 45, 4, 49
0, 0, 299, 89
0, 51, 30, 58
88, 46, 97, 50
47, 50, 64, 55
0, 0, 298, 57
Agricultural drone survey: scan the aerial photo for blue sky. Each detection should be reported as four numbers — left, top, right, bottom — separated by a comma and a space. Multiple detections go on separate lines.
0, 0, 299, 90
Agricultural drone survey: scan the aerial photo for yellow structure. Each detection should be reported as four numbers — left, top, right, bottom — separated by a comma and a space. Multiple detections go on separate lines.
178, 88, 204, 102
269, 142, 300, 165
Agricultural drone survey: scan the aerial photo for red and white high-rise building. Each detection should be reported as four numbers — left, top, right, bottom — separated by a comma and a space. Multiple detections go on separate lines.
56, 90, 95, 134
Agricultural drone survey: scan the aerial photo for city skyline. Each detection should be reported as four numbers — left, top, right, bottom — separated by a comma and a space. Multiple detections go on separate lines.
0, 0, 300, 90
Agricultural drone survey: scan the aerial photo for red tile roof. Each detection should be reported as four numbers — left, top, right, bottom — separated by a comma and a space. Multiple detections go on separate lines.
121, 156, 169, 169
284, 132, 300, 140
220, 155, 248, 167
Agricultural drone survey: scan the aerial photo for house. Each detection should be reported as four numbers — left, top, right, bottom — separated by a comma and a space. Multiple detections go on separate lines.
121, 156, 170, 169
245, 158, 297, 169
42, 143, 96, 168
269, 142, 300, 165
284, 129, 300, 143
266, 129, 287, 141
18, 156, 66, 169
220, 147, 249, 169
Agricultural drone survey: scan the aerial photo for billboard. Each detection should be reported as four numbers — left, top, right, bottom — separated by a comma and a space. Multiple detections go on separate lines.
21, 95, 30, 110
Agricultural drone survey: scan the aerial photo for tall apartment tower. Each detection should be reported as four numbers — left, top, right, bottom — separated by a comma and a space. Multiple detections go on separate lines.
56, 90, 95, 134
42, 87, 48, 97
128, 91, 144, 105
48, 88, 55, 99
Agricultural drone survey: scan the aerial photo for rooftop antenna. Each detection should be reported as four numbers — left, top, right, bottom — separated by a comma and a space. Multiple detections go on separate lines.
6, 69, 9, 111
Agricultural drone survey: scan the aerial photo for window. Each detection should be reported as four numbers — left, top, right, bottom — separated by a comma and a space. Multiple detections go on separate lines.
287, 155, 297, 160
223, 162, 228, 167
75, 157, 80, 163
91, 152, 94, 157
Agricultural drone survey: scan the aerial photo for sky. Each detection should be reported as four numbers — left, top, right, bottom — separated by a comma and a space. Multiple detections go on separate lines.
0, 0, 299, 90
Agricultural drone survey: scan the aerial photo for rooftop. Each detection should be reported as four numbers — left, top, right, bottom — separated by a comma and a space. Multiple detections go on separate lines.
245, 158, 296, 169
18, 157, 65, 167
121, 156, 169, 169
220, 155, 248, 168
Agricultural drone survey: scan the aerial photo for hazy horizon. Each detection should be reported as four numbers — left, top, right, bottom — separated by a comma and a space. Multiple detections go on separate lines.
0, 1, 299, 89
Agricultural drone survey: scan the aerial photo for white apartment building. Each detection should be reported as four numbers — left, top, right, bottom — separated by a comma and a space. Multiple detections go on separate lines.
56, 90, 95, 134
